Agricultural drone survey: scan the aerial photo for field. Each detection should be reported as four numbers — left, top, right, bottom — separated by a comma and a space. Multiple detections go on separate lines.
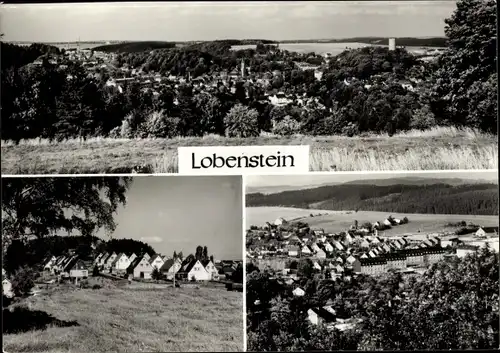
247, 206, 499, 240
230, 42, 439, 55
3, 278, 243, 352
2, 127, 496, 174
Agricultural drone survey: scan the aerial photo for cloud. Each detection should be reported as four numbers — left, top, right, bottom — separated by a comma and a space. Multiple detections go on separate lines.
140, 236, 163, 243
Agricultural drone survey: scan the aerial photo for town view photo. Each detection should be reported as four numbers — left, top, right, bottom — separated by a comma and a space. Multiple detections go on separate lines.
2, 175, 244, 352
1, 0, 497, 174
245, 171, 499, 351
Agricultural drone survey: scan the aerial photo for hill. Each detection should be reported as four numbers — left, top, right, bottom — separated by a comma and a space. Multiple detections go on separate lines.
246, 182, 499, 215
92, 41, 176, 53
341, 177, 493, 187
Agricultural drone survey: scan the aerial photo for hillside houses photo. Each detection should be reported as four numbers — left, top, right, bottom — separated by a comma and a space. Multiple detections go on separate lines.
2, 175, 244, 353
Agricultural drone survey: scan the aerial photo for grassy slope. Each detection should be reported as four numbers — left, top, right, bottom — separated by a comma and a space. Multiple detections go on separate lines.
1, 127, 497, 174
3, 279, 243, 352
246, 207, 499, 237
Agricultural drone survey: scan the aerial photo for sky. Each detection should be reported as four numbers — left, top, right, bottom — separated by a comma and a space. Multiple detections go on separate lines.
247, 171, 499, 193
0, 1, 456, 42
95, 176, 243, 261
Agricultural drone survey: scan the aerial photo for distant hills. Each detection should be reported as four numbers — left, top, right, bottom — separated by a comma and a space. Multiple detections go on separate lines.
246, 178, 498, 215
92, 41, 176, 53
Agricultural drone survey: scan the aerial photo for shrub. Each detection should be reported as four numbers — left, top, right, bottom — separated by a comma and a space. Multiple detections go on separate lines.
191, 275, 196, 282
120, 114, 135, 138
10, 266, 35, 297
342, 122, 360, 137
409, 106, 437, 130
92, 284, 102, 290
223, 104, 260, 137
272, 116, 301, 136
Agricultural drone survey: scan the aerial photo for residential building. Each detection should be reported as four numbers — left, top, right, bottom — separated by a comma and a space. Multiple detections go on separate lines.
66, 258, 89, 280
292, 287, 305, 297
202, 260, 219, 280
149, 254, 165, 270
307, 307, 336, 326
160, 258, 182, 280
384, 253, 407, 270
111, 253, 130, 274
353, 257, 388, 275
128, 253, 137, 263
103, 252, 117, 270
127, 256, 153, 279
456, 244, 480, 258
178, 259, 211, 281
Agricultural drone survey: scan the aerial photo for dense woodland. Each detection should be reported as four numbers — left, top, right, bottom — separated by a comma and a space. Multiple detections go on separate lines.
246, 182, 499, 215
246, 246, 499, 350
0, 0, 497, 141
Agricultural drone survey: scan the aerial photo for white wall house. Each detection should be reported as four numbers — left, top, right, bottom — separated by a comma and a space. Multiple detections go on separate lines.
112, 253, 131, 273
130, 256, 153, 279
104, 252, 117, 270
292, 287, 305, 297
185, 260, 211, 281
203, 260, 219, 280
149, 254, 165, 270
3, 278, 14, 298
160, 258, 182, 280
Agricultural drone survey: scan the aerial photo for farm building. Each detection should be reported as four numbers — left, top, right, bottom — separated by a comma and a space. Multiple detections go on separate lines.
178, 259, 211, 281
149, 254, 165, 270
127, 256, 153, 279
160, 258, 182, 280
111, 253, 131, 274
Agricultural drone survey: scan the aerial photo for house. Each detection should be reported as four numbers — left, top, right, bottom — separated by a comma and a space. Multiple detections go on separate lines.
401, 248, 445, 266
111, 253, 130, 273
383, 219, 392, 227
97, 252, 109, 267
3, 278, 13, 298
476, 227, 499, 237
178, 260, 211, 281
66, 258, 89, 280
142, 253, 151, 261
160, 258, 182, 280
127, 256, 153, 279
292, 287, 305, 297
324, 242, 335, 253
368, 250, 377, 258
288, 245, 300, 257
346, 255, 357, 265
221, 265, 235, 279
307, 307, 336, 326
274, 217, 288, 226
456, 244, 480, 258
149, 254, 165, 270
360, 253, 369, 259
128, 253, 137, 263
202, 260, 219, 280
332, 240, 345, 251
43, 256, 58, 271
313, 261, 322, 271
360, 239, 371, 249
104, 252, 117, 270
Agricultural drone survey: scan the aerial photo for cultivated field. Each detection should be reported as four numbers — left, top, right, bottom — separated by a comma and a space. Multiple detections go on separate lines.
3, 278, 243, 352
2, 127, 496, 174
247, 206, 499, 239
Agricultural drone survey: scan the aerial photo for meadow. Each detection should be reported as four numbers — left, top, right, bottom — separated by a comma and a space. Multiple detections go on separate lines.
2, 127, 496, 174
3, 278, 243, 353
247, 206, 499, 239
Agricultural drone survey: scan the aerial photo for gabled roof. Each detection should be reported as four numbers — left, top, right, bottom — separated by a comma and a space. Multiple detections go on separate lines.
160, 258, 177, 272
178, 259, 201, 274
149, 254, 163, 264
309, 307, 336, 323
111, 253, 126, 267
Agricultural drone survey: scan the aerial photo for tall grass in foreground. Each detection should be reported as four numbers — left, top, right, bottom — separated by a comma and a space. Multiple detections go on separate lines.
1, 126, 497, 173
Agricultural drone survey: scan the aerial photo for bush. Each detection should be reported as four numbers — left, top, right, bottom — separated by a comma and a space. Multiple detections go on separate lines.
272, 116, 301, 136
409, 106, 437, 130
191, 275, 196, 282
11, 267, 35, 297
92, 284, 102, 290
223, 104, 260, 137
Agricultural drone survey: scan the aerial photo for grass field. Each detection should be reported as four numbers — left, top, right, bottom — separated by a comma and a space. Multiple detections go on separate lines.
3, 278, 243, 352
247, 206, 499, 239
1, 127, 497, 174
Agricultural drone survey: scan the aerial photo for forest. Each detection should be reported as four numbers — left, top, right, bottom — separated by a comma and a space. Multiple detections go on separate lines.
92, 41, 177, 53
246, 247, 499, 350
246, 182, 499, 215
0, 0, 497, 142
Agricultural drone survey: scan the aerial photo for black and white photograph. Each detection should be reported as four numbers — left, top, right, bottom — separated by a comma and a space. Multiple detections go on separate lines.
245, 171, 499, 351
2, 175, 244, 352
1, 0, 497, 174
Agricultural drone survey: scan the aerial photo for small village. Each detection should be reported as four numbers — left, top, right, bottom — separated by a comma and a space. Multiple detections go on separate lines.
246, 215, 499, 330
2, 248, 243, 299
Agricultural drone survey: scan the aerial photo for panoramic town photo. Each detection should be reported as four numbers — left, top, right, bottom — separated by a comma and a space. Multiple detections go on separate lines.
2, 175, 244, 352
245, 171, 499, 351
1, 0, 497, 174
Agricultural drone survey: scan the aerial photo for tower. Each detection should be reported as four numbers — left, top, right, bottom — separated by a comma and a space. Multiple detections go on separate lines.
389, 38, 396, 51
241, 59, 245, 78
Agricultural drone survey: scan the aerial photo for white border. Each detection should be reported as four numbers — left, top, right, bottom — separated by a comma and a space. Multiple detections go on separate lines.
242, 173, 247, 352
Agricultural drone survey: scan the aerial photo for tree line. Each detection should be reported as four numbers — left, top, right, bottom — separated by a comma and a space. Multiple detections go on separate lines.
246, 182, 499, 215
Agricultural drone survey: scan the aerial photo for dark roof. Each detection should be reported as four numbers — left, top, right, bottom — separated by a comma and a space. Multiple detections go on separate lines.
127, 256, 143, 271
457, 244, 480, 250
383, 253, 407, 261
178, 259, 198, 274
480, 227, 499, 233
160, 258, 176, 272
360, 257, 387, 266
400, 247, 445, 256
